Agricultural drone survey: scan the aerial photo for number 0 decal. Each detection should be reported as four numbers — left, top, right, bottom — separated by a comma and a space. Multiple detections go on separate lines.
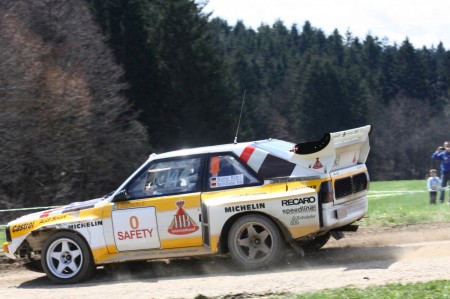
112, 207, 161, 251
129, 216, 139, 229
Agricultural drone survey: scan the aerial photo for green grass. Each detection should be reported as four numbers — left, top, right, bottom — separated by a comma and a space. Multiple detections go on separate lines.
363, 180, 450, 226
0, 226, 4, 256
0, 226, 6, 256
267, 280, 450, 299
0, 230, 5, 245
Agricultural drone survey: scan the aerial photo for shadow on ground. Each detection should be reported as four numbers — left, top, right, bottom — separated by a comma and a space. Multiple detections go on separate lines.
16, 244, 408, 289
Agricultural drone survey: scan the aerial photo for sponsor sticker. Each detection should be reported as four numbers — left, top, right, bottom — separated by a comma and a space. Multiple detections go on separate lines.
68, 220, 103, 230
312, 158, 323, 169
39, 214, 69, 224
224, 203, 265, 213
168, 199, 199, 235
12, 221, 34, 233
290, 215, 316, 225
210, 174, 244, 188
282, 205, 317, 214
112, 207, 161, 251
333, 155, 341, 167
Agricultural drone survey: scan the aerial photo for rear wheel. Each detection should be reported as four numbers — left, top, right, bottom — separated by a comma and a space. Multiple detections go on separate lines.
228, 214, 284, 269
41, 231, 95, 284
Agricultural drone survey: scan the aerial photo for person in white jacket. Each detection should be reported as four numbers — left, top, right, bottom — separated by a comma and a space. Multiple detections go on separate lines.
427, 169, 441, 204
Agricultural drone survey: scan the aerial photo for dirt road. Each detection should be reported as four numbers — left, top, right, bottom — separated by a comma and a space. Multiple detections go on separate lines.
1, 222, 450, 299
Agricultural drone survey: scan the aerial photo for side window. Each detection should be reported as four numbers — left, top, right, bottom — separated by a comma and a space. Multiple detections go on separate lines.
127, 157, 202, 200
207, 154, 260, 190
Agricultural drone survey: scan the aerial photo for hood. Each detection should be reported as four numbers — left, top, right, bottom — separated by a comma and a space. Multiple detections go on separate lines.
9, 198, 104, 225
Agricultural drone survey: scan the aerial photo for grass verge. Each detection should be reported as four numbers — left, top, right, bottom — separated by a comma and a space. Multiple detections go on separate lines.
362, 180, 450, 226
279, 280, 450, 298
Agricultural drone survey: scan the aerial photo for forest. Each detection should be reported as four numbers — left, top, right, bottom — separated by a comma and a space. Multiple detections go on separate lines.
1, 0, 450, 209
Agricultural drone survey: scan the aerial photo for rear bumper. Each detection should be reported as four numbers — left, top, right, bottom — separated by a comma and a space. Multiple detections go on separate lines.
321, 195, 368, 230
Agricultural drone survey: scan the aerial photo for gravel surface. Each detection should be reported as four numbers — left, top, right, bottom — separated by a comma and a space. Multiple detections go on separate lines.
1, 222, 450, 299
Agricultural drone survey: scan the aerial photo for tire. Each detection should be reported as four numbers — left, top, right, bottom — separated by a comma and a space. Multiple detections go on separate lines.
41, 231, 95, 284
228, 214, 284, 269
297, 232, 331, 252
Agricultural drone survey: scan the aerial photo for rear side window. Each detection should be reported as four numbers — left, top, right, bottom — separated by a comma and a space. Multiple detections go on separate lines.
206, 154, 260, 190
127, 157, 203, 199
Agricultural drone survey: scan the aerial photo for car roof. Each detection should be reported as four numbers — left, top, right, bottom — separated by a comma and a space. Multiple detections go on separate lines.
150, 139, 296, 160
150, 141, 255, 160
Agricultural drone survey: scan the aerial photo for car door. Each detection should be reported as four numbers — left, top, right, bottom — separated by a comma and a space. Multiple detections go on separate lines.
106, 155, 205, 252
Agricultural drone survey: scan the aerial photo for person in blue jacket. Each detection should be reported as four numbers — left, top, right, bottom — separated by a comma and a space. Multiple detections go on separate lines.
432, 142, 450, 203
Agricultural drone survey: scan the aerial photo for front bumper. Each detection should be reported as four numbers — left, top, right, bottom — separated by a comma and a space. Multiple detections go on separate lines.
3, 242, 16, 259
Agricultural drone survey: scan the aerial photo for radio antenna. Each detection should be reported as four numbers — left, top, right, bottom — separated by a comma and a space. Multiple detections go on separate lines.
234, 90, 247, 144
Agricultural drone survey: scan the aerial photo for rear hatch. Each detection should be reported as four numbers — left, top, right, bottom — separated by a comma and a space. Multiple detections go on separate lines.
328, 126, 371, 205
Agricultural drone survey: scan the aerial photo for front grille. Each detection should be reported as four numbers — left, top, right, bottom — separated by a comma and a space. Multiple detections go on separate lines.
335, 172, 368, 199
335, 177, 352, 198
353, 173, 368, 193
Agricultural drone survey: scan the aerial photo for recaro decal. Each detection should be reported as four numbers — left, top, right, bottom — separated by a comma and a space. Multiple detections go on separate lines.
281, 196, 316, 206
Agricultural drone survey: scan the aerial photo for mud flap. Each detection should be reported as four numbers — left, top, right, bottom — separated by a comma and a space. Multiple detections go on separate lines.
289, 241, 305, 257
331, 231, 345, 240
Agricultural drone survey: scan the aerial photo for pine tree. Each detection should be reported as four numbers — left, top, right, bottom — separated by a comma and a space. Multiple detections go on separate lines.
87, 0, 234, 150
0, 0, 149, 209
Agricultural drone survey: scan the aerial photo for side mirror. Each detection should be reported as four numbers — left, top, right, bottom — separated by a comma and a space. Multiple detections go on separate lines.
113, 189, 129, 202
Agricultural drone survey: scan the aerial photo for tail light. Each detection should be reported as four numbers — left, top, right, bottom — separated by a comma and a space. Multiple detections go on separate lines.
319, 181, 334, 203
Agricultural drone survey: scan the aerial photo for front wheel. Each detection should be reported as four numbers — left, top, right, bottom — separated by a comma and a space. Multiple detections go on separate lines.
41, 231, 95, 284
228, 214, 284, 269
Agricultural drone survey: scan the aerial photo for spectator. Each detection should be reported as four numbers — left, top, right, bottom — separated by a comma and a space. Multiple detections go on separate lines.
427, 169, 441, 204
431, 142, 450, 203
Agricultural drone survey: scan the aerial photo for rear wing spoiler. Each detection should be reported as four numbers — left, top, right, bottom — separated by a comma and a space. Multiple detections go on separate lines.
329, 125, 372, 170
290, 125, 372, 174
239, 125, 372, 179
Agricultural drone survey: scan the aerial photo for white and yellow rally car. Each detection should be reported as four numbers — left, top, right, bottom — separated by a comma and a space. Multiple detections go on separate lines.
3, 125, 371, 284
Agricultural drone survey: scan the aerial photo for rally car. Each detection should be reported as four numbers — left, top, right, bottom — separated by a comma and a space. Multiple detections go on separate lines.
3, 125, 371, 284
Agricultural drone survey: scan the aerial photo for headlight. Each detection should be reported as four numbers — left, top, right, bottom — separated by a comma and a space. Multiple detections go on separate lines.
5, 225, 11, 242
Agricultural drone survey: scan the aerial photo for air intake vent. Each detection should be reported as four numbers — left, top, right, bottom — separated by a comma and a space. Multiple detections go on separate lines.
352, 172, 368, 193
201, 203, 210, 246
335, 172, 368, 199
